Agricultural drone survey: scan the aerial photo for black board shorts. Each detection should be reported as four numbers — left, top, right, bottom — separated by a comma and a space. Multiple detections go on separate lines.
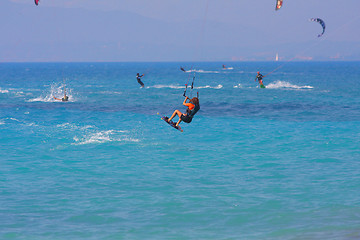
180, 114, 192, 123
137, 79, 144, 86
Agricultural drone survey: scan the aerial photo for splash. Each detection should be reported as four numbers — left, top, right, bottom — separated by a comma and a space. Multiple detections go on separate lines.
266, 81, 313, 89
233, 84, 243, 88
28, 83, 75, 102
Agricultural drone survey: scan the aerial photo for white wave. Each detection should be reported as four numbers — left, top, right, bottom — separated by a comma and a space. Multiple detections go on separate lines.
28, 83, 76, 102
73, 130, 138, 145
15, 92, 25, 96
0, 88, 9, 93
266, 81, 314, 89
223, 67, 234, 70
56, 123, 103, 132
195, 84, 223, 89
9, 118, 20, 122
187, 69, 220, 74
99, 91, 123, 95
233, 84, 242, 88
147, 84, 222, 90
2, 117, 38, 127
148, 84, 184, 89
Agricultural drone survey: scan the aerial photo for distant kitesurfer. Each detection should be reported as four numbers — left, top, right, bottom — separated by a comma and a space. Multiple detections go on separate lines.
136, 73, 145, 87
53, 82, 69, 102
166, 96, 200, 127
180, 67, 186, 72
222, 64, 227, 69
53, 93, 69, 102
255, 71, 265, 88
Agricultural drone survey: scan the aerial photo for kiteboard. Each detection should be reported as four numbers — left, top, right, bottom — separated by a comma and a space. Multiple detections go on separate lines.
157, 113, 183, 132
260, 84, 266, 89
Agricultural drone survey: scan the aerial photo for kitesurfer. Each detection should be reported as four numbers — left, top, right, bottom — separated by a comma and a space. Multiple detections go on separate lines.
222, 64, 227, 69
255, 71, 265, 88
54, 81, 69, 101
136, 73, 145, 87
53, 93, 69, 102
166, 96, 200, 127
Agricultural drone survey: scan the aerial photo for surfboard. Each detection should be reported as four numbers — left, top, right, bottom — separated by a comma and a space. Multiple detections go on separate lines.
157, 113, 183, 132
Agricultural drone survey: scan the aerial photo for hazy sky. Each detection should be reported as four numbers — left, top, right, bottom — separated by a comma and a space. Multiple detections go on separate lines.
1, 0, 360, 62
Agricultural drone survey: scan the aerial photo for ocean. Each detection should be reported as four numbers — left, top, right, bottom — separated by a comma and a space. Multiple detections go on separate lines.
1, 62, 360, 239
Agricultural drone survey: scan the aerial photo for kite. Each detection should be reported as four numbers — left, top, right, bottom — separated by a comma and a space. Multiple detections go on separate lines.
275, 0, 283, 11
310, 18, 326, 37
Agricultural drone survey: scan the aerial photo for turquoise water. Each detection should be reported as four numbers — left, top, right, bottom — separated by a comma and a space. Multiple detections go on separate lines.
1, 62, 360, 239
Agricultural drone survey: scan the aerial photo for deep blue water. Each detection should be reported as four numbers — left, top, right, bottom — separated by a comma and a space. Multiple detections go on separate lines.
1, 62, 360, 239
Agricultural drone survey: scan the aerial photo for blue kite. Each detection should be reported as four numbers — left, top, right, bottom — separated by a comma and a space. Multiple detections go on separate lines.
310, 18, 326, 37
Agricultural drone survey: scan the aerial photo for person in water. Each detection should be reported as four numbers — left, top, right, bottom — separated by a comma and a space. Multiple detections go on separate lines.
166, 96, 200, 127
136, 73, 145, 87
53, 93, 69, 102
255, 71, 265, 87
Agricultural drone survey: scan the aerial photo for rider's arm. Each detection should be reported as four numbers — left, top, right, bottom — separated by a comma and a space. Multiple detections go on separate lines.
182, 96, 189, 106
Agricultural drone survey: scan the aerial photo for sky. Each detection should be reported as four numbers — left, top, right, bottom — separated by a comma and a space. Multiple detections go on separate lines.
1, 0, 360, 62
